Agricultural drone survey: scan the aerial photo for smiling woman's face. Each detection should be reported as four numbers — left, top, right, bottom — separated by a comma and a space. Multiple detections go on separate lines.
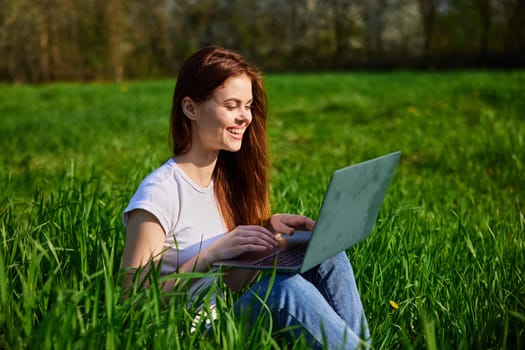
190, 73, 253, 155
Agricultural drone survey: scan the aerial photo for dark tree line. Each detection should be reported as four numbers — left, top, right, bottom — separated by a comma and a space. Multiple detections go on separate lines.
0, 0, 523, 83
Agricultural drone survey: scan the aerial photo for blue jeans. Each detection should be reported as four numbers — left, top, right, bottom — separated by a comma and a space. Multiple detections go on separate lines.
234, 252, 371, 349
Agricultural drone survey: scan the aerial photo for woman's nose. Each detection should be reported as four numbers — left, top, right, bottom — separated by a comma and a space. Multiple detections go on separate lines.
237, 108, 252, 123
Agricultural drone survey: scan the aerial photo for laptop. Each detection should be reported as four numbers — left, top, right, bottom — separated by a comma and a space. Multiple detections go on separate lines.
214, 151, 401, 273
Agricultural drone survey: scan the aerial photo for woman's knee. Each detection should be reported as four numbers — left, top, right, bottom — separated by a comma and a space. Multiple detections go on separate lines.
318, 251, 354, 275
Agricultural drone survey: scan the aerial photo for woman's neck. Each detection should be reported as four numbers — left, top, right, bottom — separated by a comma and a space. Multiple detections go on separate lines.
173, 150, 218, 188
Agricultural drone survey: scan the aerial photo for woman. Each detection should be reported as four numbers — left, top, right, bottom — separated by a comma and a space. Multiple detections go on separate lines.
121, 46, 370, 349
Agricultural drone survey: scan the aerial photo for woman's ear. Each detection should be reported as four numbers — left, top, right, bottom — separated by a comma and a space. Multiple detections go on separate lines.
181, 97, 198, 120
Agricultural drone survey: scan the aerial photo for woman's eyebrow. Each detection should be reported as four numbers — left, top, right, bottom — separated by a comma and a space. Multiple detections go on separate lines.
223, 97, 253, 104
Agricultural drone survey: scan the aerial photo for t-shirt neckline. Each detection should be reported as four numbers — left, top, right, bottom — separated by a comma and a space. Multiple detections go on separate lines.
169, 158, 213, 194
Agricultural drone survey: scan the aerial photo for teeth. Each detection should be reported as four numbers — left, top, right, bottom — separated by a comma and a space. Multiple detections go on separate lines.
228, 128, 243, 135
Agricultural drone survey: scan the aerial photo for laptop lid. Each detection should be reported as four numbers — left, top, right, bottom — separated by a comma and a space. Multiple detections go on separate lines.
299, 151, 401, 272
214, 151, 401, 273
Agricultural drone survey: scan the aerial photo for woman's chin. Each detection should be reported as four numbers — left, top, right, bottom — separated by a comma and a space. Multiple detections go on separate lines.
223, 142, 243, 153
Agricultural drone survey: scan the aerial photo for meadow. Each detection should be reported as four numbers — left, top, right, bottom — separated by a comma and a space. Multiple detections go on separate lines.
1, 71, 524, 349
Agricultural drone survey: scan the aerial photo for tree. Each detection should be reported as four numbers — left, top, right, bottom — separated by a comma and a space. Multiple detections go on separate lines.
417, 0, 441, 60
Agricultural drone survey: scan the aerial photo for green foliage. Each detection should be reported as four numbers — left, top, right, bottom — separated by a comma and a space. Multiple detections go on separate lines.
2, 1, 524, 82
1, 71, 524, 348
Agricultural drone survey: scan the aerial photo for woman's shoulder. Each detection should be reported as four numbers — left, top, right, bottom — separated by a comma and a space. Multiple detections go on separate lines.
129, 159, 181, 202
141, 158, 178, 185
124, 159, 181, 232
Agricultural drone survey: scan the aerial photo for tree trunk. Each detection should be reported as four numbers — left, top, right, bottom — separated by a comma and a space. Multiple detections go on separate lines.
417, 0, 437, 61
478, 0, 491, 63
106, 0, 125, 82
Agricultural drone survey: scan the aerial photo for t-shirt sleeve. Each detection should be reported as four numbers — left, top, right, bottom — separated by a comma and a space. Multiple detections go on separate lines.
123, 175, 179, 236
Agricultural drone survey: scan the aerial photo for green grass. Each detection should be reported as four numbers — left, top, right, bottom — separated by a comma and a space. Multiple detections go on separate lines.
1, 71, 524, 348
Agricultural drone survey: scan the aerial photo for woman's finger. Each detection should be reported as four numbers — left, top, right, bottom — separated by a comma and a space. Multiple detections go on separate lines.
271, 221, 295, 235
234, 225, 278, 244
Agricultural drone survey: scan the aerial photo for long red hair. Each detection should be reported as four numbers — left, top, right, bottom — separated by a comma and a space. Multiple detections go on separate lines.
170, 46, 270, 230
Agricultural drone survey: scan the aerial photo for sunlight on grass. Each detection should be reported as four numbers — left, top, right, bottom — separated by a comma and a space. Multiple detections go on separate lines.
1, 71, 524, 348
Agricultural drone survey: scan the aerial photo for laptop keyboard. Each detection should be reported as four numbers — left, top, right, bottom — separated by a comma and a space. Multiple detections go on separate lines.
254, 243, 308, 267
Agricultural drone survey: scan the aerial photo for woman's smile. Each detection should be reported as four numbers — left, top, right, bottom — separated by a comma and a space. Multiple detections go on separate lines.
191, 73, 253, 154
226, 127, 246, 139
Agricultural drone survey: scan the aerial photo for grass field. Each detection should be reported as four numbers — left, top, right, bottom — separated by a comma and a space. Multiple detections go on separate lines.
1, 71, 524, 349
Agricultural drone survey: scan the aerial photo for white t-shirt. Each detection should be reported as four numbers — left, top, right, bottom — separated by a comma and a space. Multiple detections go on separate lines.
123, 158, 227, 275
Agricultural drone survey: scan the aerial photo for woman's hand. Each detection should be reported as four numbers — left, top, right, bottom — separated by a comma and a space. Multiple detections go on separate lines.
207, 225, 279, 262
269, 214, 316, 235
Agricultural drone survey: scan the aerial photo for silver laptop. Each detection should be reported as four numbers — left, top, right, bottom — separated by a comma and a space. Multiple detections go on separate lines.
214, 151, 401, 273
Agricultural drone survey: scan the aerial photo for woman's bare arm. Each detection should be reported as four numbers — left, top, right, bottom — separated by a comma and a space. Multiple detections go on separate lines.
121, 209, 166, 290
121, 209, 278, 294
